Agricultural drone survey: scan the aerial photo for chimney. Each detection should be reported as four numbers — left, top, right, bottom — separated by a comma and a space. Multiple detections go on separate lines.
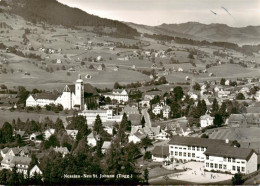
225, 139, 229, 144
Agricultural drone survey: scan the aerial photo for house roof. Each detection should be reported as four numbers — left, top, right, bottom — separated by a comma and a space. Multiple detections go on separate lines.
168, 136, 233, 148
15, 130, 26, 137
53, 147, 69, 154
229, 114, 246, 122
128, 114, 141, 126
102, 141, 111, 149
152, 145, 169, 158
204, 146, 255, 161
1, 147, 10, 154
2, 155, 31, 167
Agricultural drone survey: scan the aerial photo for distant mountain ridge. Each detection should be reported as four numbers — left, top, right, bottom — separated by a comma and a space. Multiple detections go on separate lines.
6, 0, 138, 38
127, 22, 260, 45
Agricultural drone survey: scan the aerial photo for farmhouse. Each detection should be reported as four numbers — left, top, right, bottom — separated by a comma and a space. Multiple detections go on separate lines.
168, 136, 257, 174
26, 75, 85, 110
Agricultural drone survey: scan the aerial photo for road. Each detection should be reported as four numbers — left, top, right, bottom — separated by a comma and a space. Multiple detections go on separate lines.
141, 108, 152, 128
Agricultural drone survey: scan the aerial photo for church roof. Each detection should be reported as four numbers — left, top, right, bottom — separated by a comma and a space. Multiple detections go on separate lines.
33, 93, 60, 100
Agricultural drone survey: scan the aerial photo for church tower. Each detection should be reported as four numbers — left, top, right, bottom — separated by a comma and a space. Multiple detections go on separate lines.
75, 74, 84, 110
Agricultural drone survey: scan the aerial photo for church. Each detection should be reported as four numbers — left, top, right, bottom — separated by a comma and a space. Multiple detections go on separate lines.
26, 75, 85, 110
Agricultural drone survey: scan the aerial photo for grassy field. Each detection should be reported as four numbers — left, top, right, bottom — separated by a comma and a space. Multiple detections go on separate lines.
0, 110, 69, 127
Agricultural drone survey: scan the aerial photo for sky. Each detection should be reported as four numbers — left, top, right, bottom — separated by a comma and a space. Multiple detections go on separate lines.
57, 0, 260, 27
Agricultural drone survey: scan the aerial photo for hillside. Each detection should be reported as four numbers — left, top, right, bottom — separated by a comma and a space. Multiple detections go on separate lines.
5, 0, 138, 38
127, 22, 260, 45
157, 22, 260, 45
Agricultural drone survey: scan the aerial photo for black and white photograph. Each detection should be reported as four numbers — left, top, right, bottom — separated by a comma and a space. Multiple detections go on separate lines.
0, 0, 259, 185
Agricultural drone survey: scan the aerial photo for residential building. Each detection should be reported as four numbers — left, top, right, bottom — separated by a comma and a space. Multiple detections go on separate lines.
44, 128, 55, 140
66, 130, 78, 140
128, 130, 146, 144
152, 104, 170, 119
103, 89, 129, 103
1, 155, 31, 175
200, 114, 214, 128
29, 165, 43, 178
53, 147, 69, 157
102, 141, 111, 154
87, 131, 100, 147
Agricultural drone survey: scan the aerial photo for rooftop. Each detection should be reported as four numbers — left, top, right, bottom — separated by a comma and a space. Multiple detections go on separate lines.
168, 136, 233, 148
204, 145, 255, 160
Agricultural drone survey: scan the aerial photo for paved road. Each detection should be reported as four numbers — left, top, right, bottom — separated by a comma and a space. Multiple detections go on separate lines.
141, 108, 152, 128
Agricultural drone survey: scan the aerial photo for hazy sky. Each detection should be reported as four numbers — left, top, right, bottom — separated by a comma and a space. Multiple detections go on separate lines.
58, 0, 260, 27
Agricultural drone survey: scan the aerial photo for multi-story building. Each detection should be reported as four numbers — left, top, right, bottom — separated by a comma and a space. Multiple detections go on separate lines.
103, 89, 129, 103
152, 103, 170, 119
168, 136, 257, 174
78, 109, 122, 125
204, 145, 257, 174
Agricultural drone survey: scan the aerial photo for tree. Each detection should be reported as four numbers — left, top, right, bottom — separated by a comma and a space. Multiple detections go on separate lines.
236, 93, 245, 100
143, 151, 152, 160
114, 82, 120, 89
54, 118, 64, 132
141, 136, 153, 152
213, 113, 223, 127
141, 116, 145, 128
173, 86, 184, 101
170, 100, 181, 118
211, 98, 219, 116
201, 100, 207, 115
193, 82, 201, 91
219, 102, 228, 117
201, 134, 209, 138
0, 122, 13, 143
17, 86, 29, 105
144, 168, 149, 183
232, 173, 244, 185
93, 115, 103, 135
220, 78, 226, 86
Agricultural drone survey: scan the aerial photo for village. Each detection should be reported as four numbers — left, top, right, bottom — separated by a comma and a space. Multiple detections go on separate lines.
0, 0, 260, 184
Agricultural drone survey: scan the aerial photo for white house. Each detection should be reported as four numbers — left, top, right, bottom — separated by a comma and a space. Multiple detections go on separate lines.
1, 155, 31, 176
152, 104, 170, 119
255, 90, 260, 101
29, 165, 43, 178
103, 89, 129, 103
79, 109, 122, 125
200, 114, 214, 128
128, 131, 146, 144
103, 126, 113, 135
26, 74, 85, 110
87, 131, 100, 147
44, 129, 55, 140
168, 136, 258, 174
66, 130, 78, 140
102, 141, 111, 154
53, 147, 69, 158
